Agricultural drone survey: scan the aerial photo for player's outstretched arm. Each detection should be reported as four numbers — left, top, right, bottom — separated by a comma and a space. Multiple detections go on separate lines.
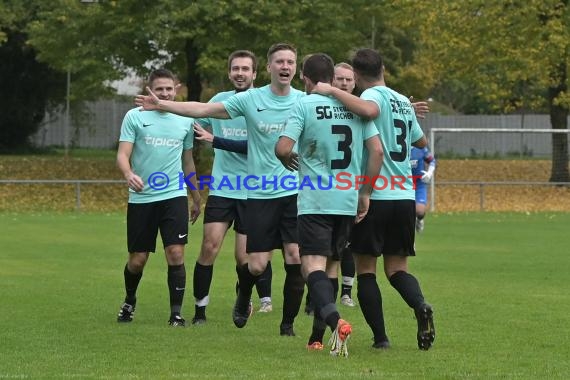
135, 87, 230, 119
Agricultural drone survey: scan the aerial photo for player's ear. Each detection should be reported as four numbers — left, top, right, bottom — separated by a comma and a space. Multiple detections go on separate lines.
253, 71, 257, 81
174, 83, 182, 91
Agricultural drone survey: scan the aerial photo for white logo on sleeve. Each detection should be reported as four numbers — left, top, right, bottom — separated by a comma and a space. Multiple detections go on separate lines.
178, 234, 187, 238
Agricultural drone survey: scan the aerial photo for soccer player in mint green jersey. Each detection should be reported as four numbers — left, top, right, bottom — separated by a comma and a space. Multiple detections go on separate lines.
191, 50, 273, 325
276, 54, 383, 355
136, 43, 306, 336
312, 48, 435, 350
303, 62, 359, 317
116, 69, 201, 327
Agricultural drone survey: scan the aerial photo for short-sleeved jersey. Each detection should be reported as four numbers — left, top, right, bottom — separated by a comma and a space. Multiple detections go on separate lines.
281, 94, 378, 216
222, 85, 305, 199
361, 86, 424, 200
411, 146, 436, 177
197, 90, 247, 199
119, 108, 194, 203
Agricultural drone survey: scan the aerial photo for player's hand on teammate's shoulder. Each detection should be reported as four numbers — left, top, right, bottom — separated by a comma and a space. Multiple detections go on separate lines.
311, 82, 334, 96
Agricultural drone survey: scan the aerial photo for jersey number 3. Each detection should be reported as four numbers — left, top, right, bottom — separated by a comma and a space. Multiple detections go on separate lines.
331, 124, 352, 169
390, 119, 412, 162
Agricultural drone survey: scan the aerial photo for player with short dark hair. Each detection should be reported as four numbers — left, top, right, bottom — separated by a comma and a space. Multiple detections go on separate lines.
276, 53, 383, 356
116, 68, 201, 327
191, 50, 273, 325
302, 61, 359, 315
135, 43, 306, 336
312, 48, 435, 350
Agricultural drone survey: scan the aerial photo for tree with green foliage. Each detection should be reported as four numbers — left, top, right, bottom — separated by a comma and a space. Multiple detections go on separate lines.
5, 0, 430, 152
0, 1, 65, 151
405, 0, 569, 182
19, 0, 369, 155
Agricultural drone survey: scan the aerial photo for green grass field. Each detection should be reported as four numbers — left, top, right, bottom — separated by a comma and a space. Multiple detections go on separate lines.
1, 212, 569, 379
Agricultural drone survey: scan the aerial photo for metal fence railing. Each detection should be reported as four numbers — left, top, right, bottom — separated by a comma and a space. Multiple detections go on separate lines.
434, 181, 570, 211
0, 179, 123, 211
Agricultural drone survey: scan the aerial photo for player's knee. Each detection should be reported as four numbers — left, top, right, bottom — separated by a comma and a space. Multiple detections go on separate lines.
165, 247, 184, 265
128, 253, 148, 272
201, 239, 222, 257
198, 245, 219, 265
249, 261, 267, 276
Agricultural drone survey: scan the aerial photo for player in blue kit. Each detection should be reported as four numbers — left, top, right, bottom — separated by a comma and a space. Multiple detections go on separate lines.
136, 43, 306, 336
276, 53, 383, 356
116, 68, 201, 327
191, 50, 273, 325
410, 146, 436, 233
312, 48, 435, 350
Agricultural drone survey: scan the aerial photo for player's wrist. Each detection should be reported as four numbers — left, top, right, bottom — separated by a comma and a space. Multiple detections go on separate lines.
189, 191, 201, 203
359, 184, 373, 196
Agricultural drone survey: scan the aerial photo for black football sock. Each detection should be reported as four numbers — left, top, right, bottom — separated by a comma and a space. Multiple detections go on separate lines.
330, 277, 339, 302
235, 265, 240, 296
168, 264, 186, 315
193, 262, 213, 319
357, 273, 388, 343
308, 314, 327, 345
281, 263, 304, 326
305, 289, 312, 307
124, 263, 142, 306
236, 263, 257, 313
256, 260, 272, 299
389, 270, 425, 310
340, 252, 355, 297
307, 270, 338, 331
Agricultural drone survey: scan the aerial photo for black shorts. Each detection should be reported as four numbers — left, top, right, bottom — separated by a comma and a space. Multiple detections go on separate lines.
203, 195, 247, 234
298, 214, 354, 259
350, 199, 416, 257
245, 195, 298, 253
127, 196, 189, 253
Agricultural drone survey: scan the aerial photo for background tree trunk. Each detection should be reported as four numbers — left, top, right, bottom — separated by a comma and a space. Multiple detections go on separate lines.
548, 63, 569, 183
184, 38, 204, 169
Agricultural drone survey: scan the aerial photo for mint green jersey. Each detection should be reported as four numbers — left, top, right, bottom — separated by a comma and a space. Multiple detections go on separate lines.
361, 86, 424, 200
281, 94, 378, 215
119, 108, 194, 203
197, 90, 247, 199
223, 85, 304, 199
